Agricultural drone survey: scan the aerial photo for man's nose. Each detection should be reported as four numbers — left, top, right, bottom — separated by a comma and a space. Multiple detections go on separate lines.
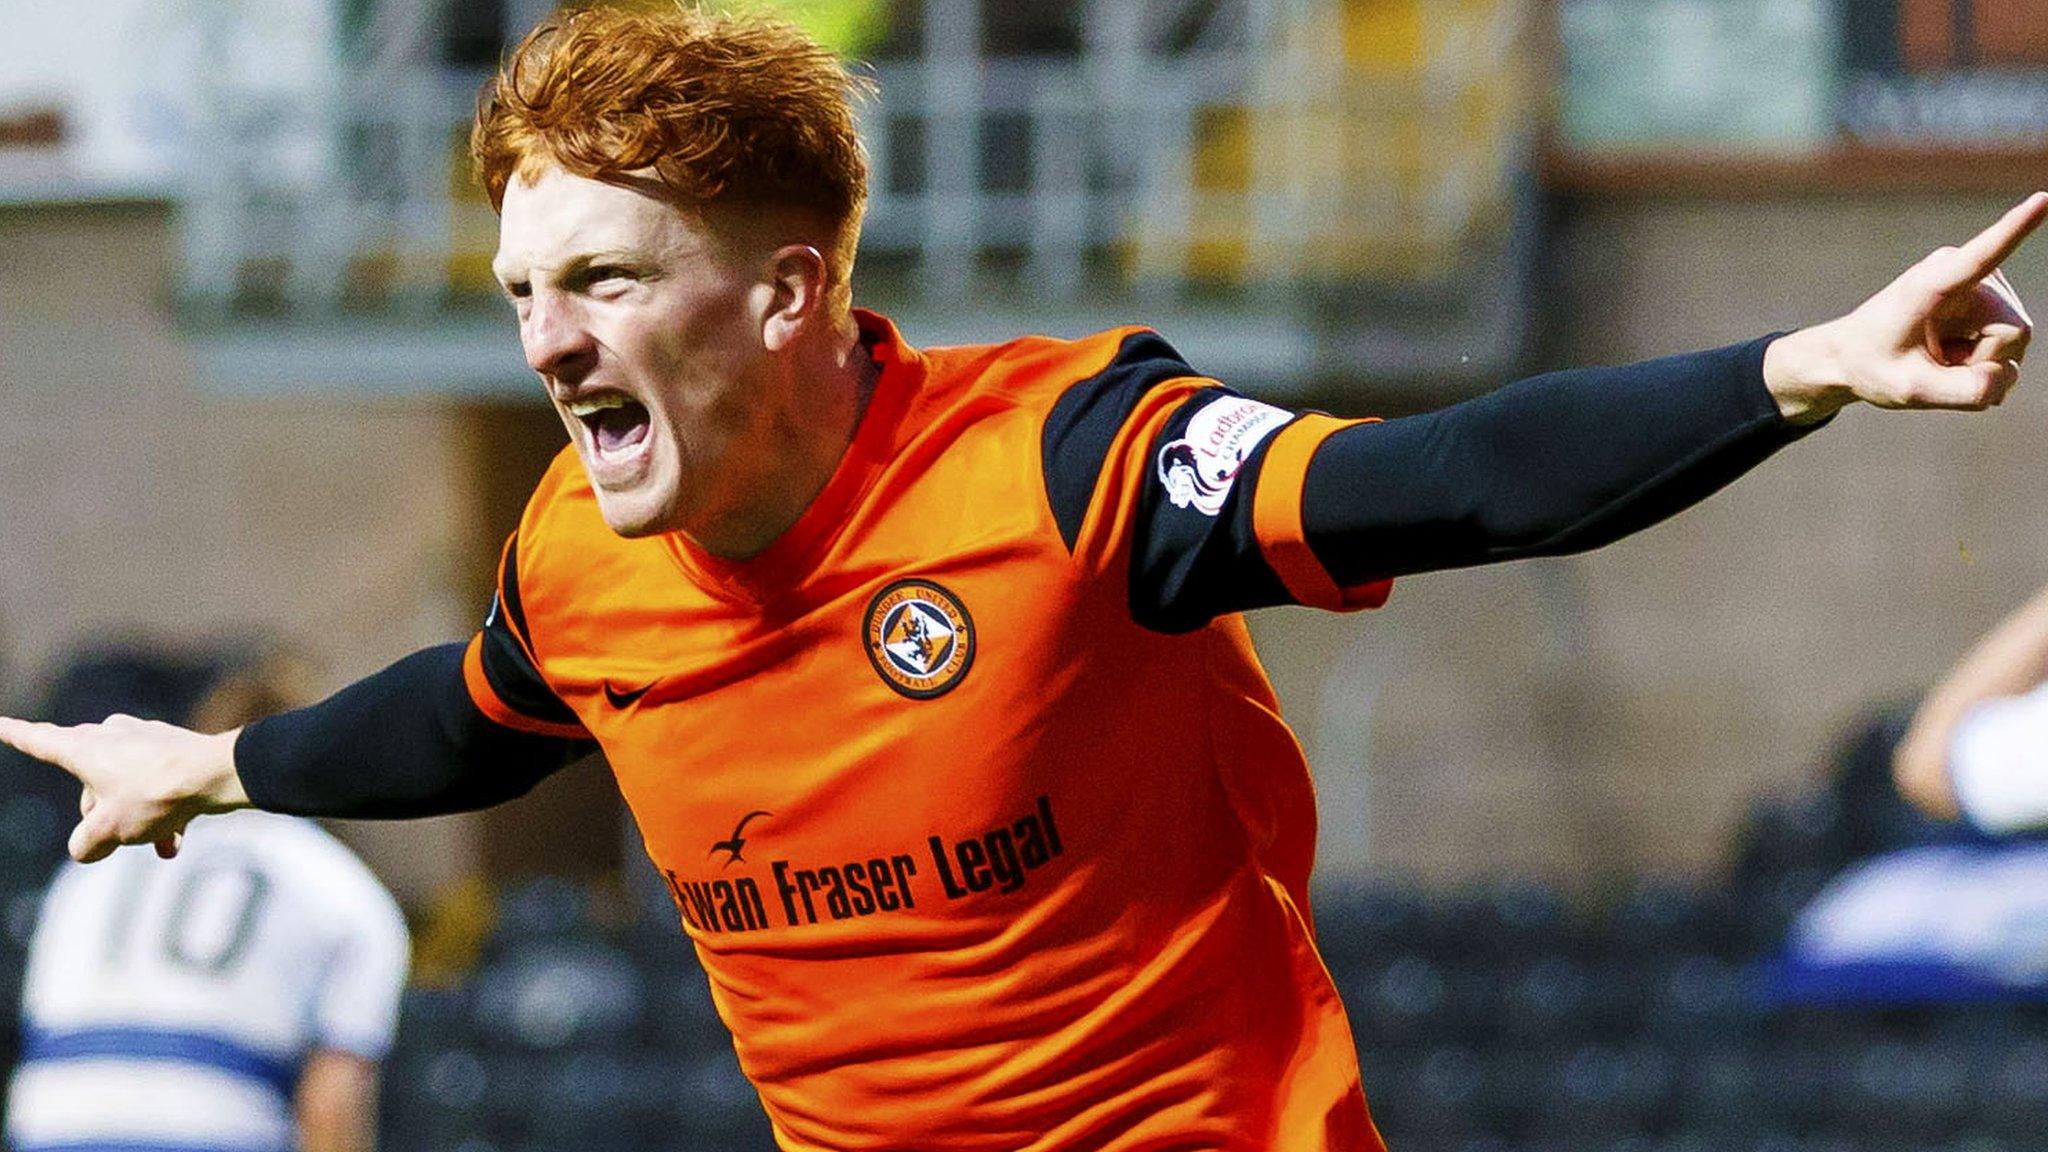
522, 291, 596, 379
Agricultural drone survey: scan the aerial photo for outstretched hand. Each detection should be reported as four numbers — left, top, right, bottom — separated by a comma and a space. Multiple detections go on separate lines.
0, 715, 247, 863
1766, 191, 2048, 423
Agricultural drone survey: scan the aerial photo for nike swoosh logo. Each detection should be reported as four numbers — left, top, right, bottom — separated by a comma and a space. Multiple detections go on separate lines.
603, 681, 654, 709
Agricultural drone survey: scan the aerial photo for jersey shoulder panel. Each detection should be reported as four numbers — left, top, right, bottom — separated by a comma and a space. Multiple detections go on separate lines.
1034, 329, 1215, 554
505, 446, 637, 646
917, 325, 1163, 411
908, 326, 1210, 555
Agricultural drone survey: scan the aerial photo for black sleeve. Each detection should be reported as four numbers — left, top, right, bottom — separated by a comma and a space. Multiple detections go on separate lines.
1045, 331, 1820, 632
1123, 386, 1298, 632
236, 643, 594, 818
1301, 334, 1818, 586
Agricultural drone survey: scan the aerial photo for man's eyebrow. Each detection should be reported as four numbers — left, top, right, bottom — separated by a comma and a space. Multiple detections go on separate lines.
563, 249, 638, 272
514, 250, 638, 283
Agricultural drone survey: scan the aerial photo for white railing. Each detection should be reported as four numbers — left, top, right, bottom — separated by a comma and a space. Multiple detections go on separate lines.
172, 0, 1532, 324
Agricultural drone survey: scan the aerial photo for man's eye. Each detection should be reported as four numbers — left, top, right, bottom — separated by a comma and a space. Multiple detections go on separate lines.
589, 266, 631, 284
504, 281, 531, 299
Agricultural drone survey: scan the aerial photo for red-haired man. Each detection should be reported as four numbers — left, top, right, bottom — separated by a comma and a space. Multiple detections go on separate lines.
3, 7, 2042, 1150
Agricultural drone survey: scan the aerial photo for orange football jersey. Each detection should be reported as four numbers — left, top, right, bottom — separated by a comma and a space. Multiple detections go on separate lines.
463, 311, 1392, 1150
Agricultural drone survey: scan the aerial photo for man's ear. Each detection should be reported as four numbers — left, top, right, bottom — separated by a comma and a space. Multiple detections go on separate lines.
762, 244, 830, 353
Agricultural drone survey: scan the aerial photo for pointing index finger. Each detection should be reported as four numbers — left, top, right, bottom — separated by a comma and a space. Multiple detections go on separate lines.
1946, 191, 2048, 290
0, 717, 81, 777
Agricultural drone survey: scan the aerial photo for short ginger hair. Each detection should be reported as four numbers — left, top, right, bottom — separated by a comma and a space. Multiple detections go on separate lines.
472, 4, 873, 275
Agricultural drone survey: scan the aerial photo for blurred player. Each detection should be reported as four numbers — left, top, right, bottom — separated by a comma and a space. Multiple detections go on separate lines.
0, 7, 2041, 1150
5, 647, 408, 1152
1897, 585, 2048, 832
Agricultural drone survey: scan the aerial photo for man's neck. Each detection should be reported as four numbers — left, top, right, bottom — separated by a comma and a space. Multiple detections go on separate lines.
689, 332, 881, 561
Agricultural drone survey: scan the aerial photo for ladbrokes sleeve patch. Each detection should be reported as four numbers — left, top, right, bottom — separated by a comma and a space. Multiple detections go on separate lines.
1154, 396, 1293, 516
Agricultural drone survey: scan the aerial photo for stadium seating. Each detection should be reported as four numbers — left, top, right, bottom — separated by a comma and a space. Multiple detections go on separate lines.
369, 834, 2048, 1151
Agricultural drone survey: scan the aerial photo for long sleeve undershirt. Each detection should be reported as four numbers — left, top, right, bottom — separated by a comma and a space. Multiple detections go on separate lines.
237, 643, 590, 817
1305, 337, 1800, 587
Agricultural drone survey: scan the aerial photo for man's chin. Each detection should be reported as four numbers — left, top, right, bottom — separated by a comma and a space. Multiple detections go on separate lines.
591, 488, 676, 539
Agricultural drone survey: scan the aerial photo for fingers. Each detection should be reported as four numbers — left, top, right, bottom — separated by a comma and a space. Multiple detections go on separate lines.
67, 810, 120, 864
1986, 360, 2023, 406
19, 728, 123, 862
4, 714, 204, 865
1821, 199, 2040, 413
68, 807, 188, 865
1930, 191, 2048, 293
1902, 358, 2023, 410
67, 807, 185, 864
1988, 267, 2033, 328
1961, 358, 2022, 407
1969, 323, 2031, 367
1879, 355, 2018, 411
0, 718, 82, 777
1928, 275, 2032, 369
1894, 736, 1962, 822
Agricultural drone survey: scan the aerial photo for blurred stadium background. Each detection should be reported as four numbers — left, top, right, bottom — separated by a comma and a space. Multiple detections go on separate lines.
4, 0, 2048, 1148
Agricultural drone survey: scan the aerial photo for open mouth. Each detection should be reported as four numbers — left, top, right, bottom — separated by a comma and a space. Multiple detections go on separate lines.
566, 394, 652, 462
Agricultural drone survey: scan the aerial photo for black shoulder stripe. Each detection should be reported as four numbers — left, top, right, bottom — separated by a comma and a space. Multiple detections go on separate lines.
478, 625, 583, 728
499, 531, 537, 655
1041, 330, 1201, 552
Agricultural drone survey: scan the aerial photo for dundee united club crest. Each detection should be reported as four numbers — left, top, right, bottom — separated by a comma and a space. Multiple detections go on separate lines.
864, 579, 975, 698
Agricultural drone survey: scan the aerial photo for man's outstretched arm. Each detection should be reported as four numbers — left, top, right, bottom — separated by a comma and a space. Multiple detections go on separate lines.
236, 642, 591, 817
0, 642, 588, 863
1306, 185, 2041, 587
1097, 193, 2045, 627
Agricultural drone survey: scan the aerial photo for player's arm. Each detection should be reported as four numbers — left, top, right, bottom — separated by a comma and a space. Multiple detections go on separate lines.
1291, 193, 2042, 600
0, 646, 588, 861
236, 639, 592, 817
1098, 334, 1809, 629
296, 1049, 381, 1152
1894, 584, 2048, 828
0, 533, 591, 862
1052, 194, 2044, 630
